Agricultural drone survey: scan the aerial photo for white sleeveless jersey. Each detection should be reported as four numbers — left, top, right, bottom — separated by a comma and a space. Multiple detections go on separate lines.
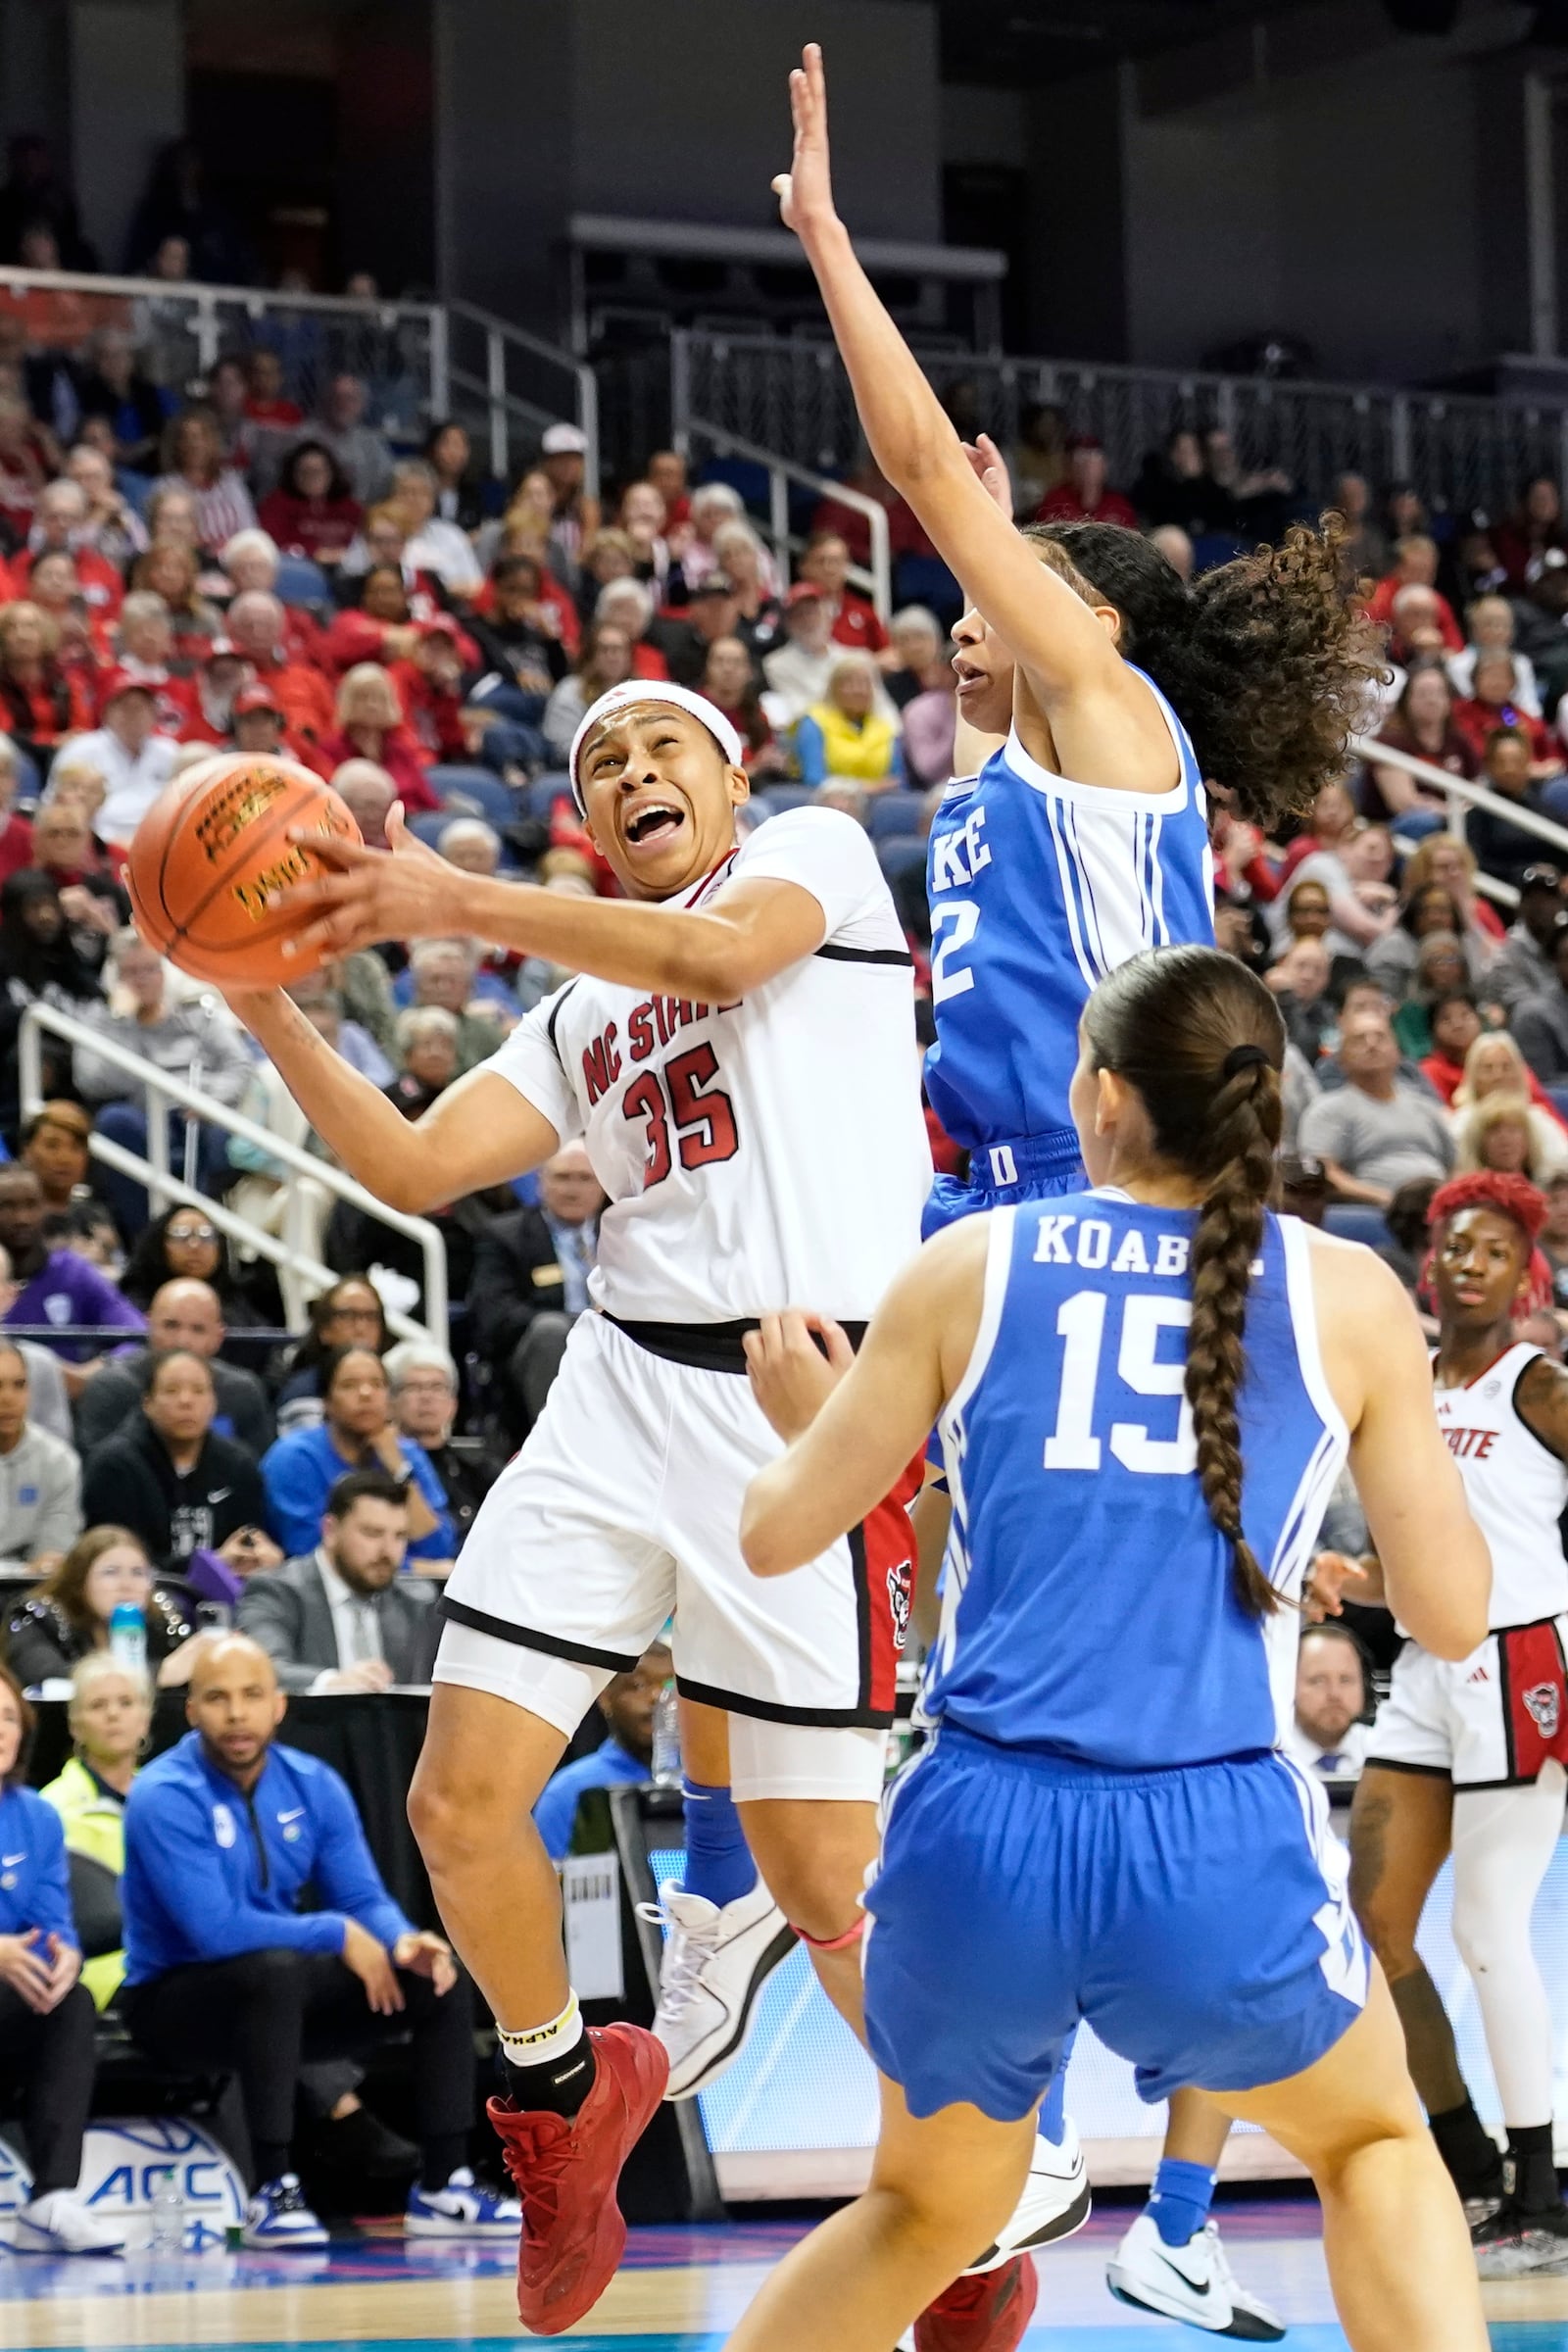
1433, 1343, 1568, 1627
488, 808, 933, 1325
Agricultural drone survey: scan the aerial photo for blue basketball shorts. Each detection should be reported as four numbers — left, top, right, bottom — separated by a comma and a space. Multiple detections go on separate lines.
921, 1130, 1085, 1244
863, 1723, 1369, 2123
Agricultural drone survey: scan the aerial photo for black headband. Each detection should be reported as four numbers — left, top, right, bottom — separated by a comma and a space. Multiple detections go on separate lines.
1221, 1044, 1270, 1081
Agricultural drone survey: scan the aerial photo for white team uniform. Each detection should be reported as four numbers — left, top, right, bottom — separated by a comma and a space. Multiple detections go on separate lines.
435, 809, 933, 1793
1370, 1343, 1568, 1788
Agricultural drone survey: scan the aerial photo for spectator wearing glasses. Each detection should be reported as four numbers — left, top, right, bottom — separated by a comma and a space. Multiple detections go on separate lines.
4, 1525, 205, 1692
119, 1203, 265, 1325
0, 1662, 122, 2253
467, 1143, 604, 1436
384, 1343, 503, 1546
272, 1277, 389, 1436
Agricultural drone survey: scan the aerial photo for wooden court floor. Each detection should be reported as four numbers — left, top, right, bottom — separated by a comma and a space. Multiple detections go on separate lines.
2, 2206, 1567, 2348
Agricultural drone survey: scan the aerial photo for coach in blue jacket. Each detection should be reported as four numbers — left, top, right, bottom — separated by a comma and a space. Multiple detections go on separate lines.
120, 1633, 514, 2248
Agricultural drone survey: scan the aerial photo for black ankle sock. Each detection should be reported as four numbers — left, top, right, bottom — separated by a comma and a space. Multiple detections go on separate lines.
1430, 2099, 1504, 2197
1507, 2123, 1561, 2216
253, 2141, 290, 2189
419, 2132, 467, 2193
502, 2034, 598, 2120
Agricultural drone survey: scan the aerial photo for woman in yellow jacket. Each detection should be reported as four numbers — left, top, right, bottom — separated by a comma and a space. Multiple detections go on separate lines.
40, 1652, 151, 2009
794, 652, 906, 789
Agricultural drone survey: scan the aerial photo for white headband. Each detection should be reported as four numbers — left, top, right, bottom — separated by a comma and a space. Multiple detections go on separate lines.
567, 682, 744, 812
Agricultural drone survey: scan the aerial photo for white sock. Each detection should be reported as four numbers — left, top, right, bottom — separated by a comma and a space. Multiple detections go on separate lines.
498, 1992, 584, 2073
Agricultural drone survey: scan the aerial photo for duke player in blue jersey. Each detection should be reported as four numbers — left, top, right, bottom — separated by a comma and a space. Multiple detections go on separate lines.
766, 42, 1383, 2343
728, 944, 1491, 2352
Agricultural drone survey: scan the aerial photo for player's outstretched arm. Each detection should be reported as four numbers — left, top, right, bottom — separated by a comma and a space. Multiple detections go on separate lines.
278, 808, 826, 994
741, 1220, 988, 1576
222, 987, 563, 1214
773, 44, 1159, 752
1315, 1242, 1490, 1660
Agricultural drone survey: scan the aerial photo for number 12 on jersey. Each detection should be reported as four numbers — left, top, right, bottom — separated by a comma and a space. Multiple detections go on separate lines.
621, 1043, 740, 1189
1043, 1289, 1197, 1475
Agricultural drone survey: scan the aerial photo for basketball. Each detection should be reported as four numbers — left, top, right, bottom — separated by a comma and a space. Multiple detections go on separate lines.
124, 753, 362, 988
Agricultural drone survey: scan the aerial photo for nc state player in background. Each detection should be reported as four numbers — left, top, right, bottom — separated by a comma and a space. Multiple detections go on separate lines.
1316, 1172, 1568, 2275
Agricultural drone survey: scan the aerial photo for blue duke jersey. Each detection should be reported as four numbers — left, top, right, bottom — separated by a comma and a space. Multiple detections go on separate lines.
926, 1191, 1348, 1767
924, 675, 1215, 1177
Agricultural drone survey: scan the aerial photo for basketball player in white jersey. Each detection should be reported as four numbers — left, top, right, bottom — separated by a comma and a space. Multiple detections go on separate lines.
1316, 1171, 1568, 2276
213, 680, 1050, 2343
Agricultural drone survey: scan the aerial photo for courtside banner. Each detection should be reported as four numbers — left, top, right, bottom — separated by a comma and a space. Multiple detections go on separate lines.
0, 2116, 246, 2250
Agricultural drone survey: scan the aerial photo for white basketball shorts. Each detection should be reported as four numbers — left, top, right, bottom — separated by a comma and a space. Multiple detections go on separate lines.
1367, 1614, 1568, 1790
435, 1313, 913, 1799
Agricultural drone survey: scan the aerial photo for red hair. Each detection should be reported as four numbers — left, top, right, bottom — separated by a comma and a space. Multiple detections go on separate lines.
1427, 1170, 1549, 1246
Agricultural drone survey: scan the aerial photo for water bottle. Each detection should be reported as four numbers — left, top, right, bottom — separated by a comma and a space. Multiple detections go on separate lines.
650, 1681, 681, 1788
146, 2168, 184, 2256
109, 1602, 147, 1676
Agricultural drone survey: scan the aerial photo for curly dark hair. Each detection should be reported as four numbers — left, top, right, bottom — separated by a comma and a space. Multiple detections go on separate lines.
1026, 515, 1385, 830
1082, 945, 1288, 1620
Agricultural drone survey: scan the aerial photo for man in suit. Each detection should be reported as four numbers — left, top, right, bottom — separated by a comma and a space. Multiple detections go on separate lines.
74, 1280, 274, 1460
466, 1143, 603, 1436
236, 1470, 440, 1693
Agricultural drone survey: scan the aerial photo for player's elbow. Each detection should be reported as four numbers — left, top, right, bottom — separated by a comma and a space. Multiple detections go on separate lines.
739, 1490, 802, 1580
1399, 1537, 1492, 1661
375, 1155, 445, 1218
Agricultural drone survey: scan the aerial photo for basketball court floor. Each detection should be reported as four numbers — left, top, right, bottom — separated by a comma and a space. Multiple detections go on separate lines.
3, 2205, 1566, 2350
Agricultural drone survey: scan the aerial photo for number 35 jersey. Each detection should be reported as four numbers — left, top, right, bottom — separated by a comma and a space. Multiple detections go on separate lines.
490, 808, 933, 1326
924, 673, 1214, 1158
926, 1191, 1348, 1769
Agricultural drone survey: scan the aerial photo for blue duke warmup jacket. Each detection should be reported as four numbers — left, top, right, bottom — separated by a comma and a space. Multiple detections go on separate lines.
0, 1784, 77, 1945
121, 1731, 415, 1985
534, 1736, 647, 1862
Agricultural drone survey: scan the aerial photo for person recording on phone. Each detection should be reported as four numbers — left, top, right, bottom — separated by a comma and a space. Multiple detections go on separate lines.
119, 1632, 514, 2248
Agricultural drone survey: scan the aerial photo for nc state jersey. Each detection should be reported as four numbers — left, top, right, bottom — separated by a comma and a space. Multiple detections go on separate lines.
1433, 1344, 1568, 1628
489, 808, 933, 1324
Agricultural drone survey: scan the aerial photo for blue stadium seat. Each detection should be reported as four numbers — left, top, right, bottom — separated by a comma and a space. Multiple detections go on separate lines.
1323, 1203, 1392, 1250
426, 766, 516, 830
867, 792, 926, 842
695, 456, 771, 513
1548, 1086, 1568, 1128
406, 813, 449, 852
877, 838, 928, 886
754, 785, 819, 817
520, 772, 575, 821
273, 555, 330, 609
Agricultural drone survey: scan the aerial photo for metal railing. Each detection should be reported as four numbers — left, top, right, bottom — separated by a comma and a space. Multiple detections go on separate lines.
444, 301, 600, 496
1348, 733, 1568, 908
672, 328, 1568, 519
0, 265, 597, 486
19, 1004, 447, 1345
678, 414, 891, 621
0, 261, 444, 438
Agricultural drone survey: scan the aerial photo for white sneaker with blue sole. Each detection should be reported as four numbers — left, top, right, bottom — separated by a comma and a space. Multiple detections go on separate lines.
13, 2190, 124, 2255
242, 2174, 328, 2250
405, 2166, 521, 2238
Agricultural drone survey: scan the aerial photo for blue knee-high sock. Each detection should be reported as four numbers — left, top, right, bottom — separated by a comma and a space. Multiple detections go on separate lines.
1037, 2024, 1075, 2143
681, 1779, 759, 1908
1147, 2156, 1218, 2248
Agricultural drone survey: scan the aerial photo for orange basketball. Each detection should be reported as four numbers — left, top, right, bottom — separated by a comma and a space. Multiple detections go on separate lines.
125, 754, 363, 987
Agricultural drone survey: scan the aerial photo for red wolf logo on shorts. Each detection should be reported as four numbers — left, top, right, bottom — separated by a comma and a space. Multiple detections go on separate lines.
1503, 1621, 1568, 1780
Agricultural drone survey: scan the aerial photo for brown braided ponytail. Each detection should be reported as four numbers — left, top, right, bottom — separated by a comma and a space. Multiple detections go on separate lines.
1081, 945, 1286, 1617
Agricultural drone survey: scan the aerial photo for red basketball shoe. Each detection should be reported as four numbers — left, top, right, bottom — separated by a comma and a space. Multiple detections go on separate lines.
487, 2023, 669, 2335
915, 2254, 1039, 2352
